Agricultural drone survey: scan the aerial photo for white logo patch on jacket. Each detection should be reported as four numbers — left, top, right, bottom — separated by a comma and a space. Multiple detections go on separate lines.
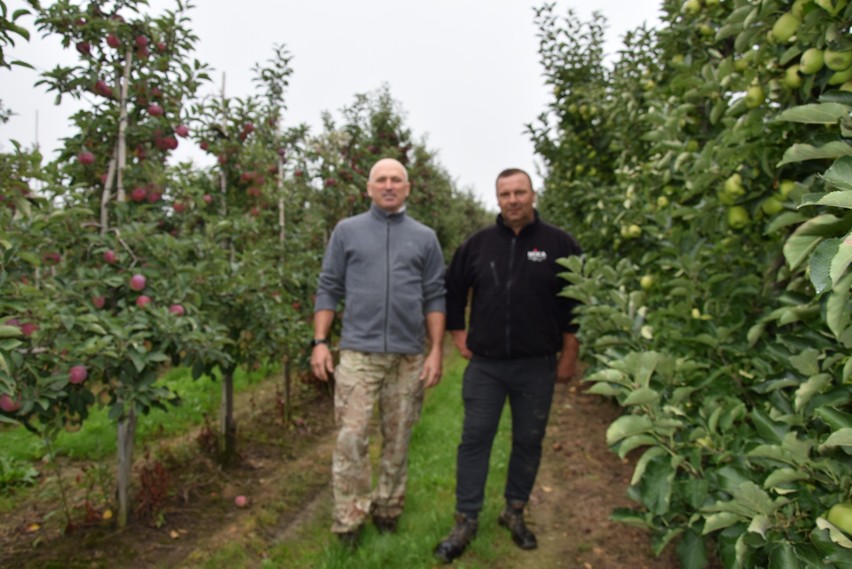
527, 249, 547, 262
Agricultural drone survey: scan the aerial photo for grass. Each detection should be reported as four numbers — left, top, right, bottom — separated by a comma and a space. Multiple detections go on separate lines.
0, 364, 273, 464
261, 350, 518, 569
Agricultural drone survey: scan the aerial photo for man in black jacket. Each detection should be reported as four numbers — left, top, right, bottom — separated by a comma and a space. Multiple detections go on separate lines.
434, 168, 582, 564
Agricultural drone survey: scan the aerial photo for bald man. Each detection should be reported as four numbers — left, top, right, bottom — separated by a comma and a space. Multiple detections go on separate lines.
311, 158, 446, 549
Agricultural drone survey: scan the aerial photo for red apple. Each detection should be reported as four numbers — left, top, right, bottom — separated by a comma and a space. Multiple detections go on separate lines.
68, 365, 88, 385
147, 190, 162, 203
20, 322, 37, 337
234, 495, 248, 508
135, 35, 148, 48
0, 393, 21, 413
92, 296, 106, 309
175, 124, 189, 138
156, 41, 167, 53
130, 187, 147, 202
136, 295, 152, 308
103, 249, 117, 264
129, 274, 147, 291
75, 41, 91, 56
78, 151, 95, 165
199, 141, 210, 151
168, 304, 185, 316
202, 194, 213, 205
147, 103, 164, 117
173, 202, 186, 214
42, 251, 61, 264
106, 33, 121, 49
94, 80, 113, 98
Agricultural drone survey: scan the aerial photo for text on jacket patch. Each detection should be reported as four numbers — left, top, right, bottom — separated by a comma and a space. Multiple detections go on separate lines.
527, 249, 547, 262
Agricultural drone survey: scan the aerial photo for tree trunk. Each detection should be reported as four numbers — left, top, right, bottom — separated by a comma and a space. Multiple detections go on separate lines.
283, 354, 292, 424
116, 406, 137, 528
219, 366, 237, 465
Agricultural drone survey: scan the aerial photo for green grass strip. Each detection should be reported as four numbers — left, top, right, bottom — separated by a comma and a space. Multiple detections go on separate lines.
267, 351, 516, 569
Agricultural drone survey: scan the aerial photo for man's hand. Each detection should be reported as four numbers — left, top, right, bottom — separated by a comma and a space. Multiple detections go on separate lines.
556, 333, 579, 384
450, 330, 472, 360
310, 344, 335, 382
556, 354, 577, 384
420, 349, 443, 388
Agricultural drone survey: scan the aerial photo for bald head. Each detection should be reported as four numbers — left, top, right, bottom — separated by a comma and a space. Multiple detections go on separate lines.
367, 158, 411, 213
369, 158, 409, 182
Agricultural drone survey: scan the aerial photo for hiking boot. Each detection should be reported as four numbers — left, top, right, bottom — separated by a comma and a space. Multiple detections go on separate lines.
498, 504, 537, 550
373, 515, 399, 534
336, 529, 360, 551
433, 512, 478, 564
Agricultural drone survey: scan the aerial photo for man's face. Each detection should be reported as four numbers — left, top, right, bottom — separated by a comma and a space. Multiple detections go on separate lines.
496, 172, 535, 231
367, 160, 410, 212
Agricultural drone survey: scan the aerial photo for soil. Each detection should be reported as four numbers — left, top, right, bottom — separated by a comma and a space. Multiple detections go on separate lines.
0, 363, 707, 569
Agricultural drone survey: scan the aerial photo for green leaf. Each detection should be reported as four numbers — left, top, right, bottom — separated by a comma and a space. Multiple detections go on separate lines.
825, 156, 852, 191
775, 103, 850, 125
676, 529, 709, 569
615, 434, 657, 459
585, 382, 622, 397
826, 271, 852, 337
815, 406, 852, 430
810, 238, 840, 293
607, 415, 654, 445
784, 214, 843, 271
795, 374, 833, 413
778, 142, 852, 167
768, 542, 799, 569
830, 232, 852, 284
0, 325, 22, 339
821, 428, 852, 449
763, 468, 809, 489
790, 348, 821, 376
622, 387, 660, 406
703, 512, 743, 534
800, 190, 852, 209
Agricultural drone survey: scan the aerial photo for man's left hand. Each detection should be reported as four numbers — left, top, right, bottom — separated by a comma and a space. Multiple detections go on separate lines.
420, 350, 443, 388
556, 355, 577, 384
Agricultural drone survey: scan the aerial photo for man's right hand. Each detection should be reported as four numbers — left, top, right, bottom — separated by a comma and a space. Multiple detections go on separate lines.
450, 330, 473, 360
311, 344, 335, 381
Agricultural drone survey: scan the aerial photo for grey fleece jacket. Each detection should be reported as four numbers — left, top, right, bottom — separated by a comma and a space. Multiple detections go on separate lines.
315, 204, 446, 355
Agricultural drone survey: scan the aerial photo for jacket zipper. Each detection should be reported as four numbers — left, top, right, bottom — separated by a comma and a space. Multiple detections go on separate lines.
384, 220, 391, 352
506, 237, 516, 356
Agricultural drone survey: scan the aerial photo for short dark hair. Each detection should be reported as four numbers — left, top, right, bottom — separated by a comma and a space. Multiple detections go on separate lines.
495, 168, 533, 190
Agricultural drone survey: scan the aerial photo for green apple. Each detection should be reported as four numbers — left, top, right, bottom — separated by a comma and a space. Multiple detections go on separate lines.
728, 206, 750, 229
640, 275, 655, 290
724, 173, 745, 197
779, 179, 796, 198
816, 0, 848, 16
705, 0, 719, 6
744, 84, 765, 108
827, 502, 852, 534
682, 0, 701, 15
761, 196, 784, 215
699, 22, 714, 37
824, 49, 852, 71
800, 48, 825, 74
792, 0, 814, 18
657, 196, 669, 208
840, 80, 852, 91
828, 65, 852, 85
771, 13, 801, 43
783, 64, 803, 88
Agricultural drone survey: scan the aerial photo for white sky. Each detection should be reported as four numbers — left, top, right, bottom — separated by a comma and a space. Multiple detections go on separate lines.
1, 0, 661, 209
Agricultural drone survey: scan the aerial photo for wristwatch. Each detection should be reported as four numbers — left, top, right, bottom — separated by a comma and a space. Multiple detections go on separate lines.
310, 338, 329, 347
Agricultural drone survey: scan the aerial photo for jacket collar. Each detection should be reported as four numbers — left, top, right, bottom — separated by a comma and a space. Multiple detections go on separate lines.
496, 209, 540, 237
369, 203, 407, 223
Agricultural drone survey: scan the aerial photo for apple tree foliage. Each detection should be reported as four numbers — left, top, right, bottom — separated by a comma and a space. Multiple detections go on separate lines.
531, 1, 852, 567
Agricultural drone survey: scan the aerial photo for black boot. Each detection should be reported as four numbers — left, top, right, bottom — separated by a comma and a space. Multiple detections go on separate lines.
498, 503, 537, 550
433, 512, 478, 563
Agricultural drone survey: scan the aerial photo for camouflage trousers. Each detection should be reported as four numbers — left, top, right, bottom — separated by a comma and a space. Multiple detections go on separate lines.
331, 349, 425, 533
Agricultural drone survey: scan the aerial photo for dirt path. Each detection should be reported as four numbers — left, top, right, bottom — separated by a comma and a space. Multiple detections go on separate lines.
0, 369, 697, 569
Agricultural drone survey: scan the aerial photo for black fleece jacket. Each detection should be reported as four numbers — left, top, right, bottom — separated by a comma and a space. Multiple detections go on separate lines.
445, 211, 582, 359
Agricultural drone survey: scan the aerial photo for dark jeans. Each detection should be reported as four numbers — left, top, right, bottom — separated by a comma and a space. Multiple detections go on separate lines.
455, 355, 556, 516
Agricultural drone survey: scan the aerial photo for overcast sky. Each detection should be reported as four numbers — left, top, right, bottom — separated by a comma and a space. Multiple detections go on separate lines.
1, 0, 662, 209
